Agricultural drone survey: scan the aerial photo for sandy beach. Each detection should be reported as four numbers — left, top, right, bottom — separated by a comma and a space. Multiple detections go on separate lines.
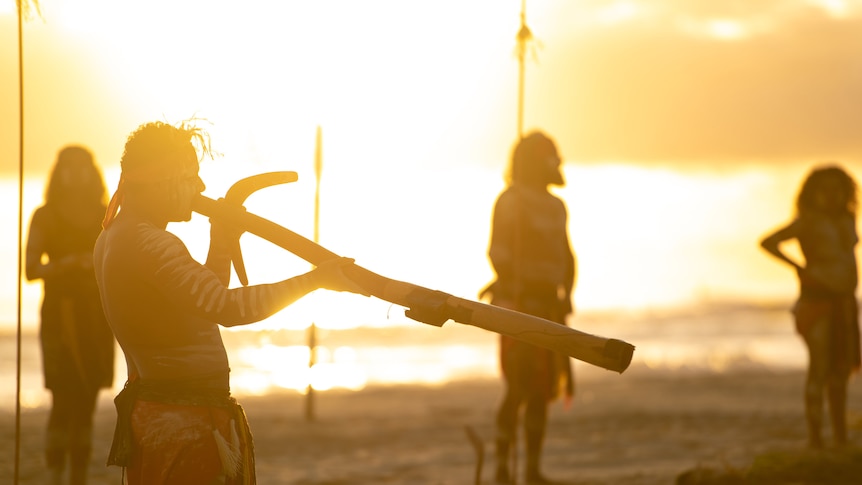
2, 365, 861, 484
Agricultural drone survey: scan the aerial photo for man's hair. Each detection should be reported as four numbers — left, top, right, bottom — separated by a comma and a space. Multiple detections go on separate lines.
797, 164, 858, 217
506, 131, 559, 187
45, 145, 106, 206
120, 120, 214, 180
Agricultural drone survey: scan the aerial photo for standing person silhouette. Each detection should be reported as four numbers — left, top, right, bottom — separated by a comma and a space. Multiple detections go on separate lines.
481, 131, 576, 484
26, 146, 116, 485
94, 120, 365, 484
760, 165, 861, 449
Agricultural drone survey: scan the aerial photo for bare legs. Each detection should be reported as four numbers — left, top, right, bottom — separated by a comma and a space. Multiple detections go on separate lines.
802, 319, 850, 449
495, 385, 551, 484
46, 387, 99, 485
523, 399, 549, 484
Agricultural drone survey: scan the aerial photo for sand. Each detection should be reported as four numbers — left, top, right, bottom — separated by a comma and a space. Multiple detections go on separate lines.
2, 366, 862, 484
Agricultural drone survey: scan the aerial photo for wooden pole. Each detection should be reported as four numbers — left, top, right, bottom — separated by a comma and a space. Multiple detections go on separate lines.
304, 322, 317, 421
192, 194, 635, 373
516, 0, 531, 139
304, 126, 323, 421
15, 2, 25, 482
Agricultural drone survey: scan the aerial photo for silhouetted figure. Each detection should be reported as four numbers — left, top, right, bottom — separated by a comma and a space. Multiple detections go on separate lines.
25, 146, 115, 485
94, 120, 363, 484
481, 131, 576, 484
760, 165, 861, 449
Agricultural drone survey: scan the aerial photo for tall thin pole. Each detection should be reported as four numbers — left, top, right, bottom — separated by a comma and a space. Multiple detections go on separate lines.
509, 3, 532, 478
313, 126, 322, 272
515, 0, 532, 139
305, 125, 323, 421
15, 0, 25, 483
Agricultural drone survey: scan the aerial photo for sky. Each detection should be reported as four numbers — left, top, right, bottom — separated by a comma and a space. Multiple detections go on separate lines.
530, 0, 862, 163
2, 0, 862, 328
2, 0, 861, 177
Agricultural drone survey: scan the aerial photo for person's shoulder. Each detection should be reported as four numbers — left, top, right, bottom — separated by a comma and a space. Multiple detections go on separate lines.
123, 224, 192, 271
497, 186, 516, 197
796, 211, 824, 229
495, 186, 514, 201
134, 222, 184, 249
29, 205, 53, 226
111, 217, 185, 254
531, 186, 565, 207
31, 204, 50, 218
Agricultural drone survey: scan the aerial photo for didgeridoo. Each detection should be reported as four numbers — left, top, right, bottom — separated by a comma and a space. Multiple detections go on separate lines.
192, 194, 635, 373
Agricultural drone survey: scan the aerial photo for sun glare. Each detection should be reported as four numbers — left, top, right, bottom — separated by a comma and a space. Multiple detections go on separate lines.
48, 0, 111, 34
22, 0, 517, 176
225, 338, 494, 394
708, 20, 746, 40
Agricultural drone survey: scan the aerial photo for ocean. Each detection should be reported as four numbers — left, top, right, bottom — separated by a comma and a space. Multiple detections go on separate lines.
0, 301, 807, 412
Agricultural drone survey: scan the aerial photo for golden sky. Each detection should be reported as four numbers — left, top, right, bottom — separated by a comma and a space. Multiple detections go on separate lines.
537, 0, 862, 163
2, 0, 861, 177
2, 0, 862, 323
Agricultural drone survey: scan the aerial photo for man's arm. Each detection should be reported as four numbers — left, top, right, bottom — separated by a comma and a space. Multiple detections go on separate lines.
204, 222, 235, 286
140, 224, 358, 326
25, 210, 49, 281
488, 193, 517, 292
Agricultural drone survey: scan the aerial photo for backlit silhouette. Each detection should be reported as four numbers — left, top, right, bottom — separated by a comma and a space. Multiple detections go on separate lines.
481, 131, 576, 484
94, 120, 362, 484
25, 146, 115, 485
760, 165, 861, 449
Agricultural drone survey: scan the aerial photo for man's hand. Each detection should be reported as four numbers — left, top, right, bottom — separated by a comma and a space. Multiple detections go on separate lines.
312, 257, 370, 296
207, 202, 247, 285
208, 202, 245, 253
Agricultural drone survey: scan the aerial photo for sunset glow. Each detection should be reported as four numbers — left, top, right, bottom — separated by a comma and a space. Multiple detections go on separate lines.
707, 20, 746, 40
5, 6, 862, 485
3, 0, 862, 398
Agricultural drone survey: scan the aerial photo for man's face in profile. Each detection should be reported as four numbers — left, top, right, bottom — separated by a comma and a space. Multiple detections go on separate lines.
546, 153, 564, 187
165, 148, 205, 223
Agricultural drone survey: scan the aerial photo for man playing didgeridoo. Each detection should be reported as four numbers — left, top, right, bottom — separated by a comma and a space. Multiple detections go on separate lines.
94, 120, 364, 484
